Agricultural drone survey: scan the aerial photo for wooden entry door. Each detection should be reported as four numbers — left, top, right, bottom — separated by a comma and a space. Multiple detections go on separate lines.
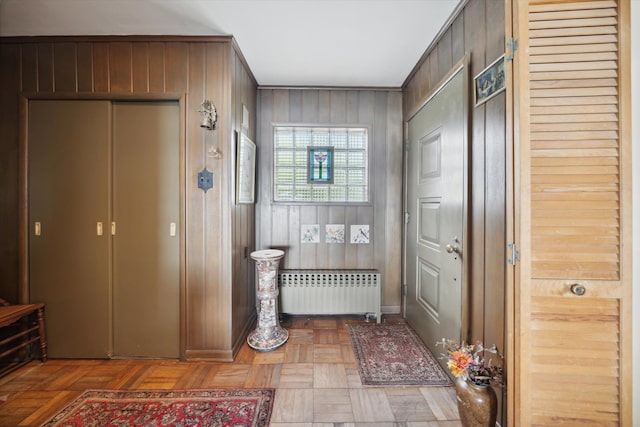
405, 64, 468, 360
511, 0, 632, 424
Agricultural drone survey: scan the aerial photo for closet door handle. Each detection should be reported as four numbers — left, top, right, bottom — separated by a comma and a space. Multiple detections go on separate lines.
34, 222, 42, 236
111, 222, 117, 236
169, 222, 176, 237
97, 222, 103, 236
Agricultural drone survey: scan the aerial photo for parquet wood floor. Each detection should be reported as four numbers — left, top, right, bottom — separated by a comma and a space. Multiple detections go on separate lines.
0, 315, 461, 426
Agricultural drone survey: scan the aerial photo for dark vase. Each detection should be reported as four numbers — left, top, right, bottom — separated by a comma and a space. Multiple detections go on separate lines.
454, 376, 498, 427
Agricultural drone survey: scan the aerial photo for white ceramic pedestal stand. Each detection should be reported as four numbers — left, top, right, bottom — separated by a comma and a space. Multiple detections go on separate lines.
247, 249, 288, 351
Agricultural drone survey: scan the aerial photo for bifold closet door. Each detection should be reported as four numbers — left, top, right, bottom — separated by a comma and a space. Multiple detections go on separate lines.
112, 102, 180, 358
29, 100, 112, 358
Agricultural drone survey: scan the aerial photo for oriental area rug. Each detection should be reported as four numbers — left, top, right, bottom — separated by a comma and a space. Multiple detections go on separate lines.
348, 323, 453, 386
40, 388, 275, 427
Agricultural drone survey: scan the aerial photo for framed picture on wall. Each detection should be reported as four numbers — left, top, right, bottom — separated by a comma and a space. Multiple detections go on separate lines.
236, 131, 256, 204
307, 146, 334, 184
474, 54, 505, 106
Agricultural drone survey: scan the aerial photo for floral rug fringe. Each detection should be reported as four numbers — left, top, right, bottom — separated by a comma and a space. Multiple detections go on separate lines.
349, 323, 453, 386
40, 388, 275, 427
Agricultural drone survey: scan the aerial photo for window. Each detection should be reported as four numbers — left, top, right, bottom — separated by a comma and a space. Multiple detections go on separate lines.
273, 126, 369, 203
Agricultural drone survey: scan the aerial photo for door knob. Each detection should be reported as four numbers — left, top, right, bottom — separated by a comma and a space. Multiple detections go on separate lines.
446, 243, 460, 254
446, 236, 461, 254
570, 284, 586, 296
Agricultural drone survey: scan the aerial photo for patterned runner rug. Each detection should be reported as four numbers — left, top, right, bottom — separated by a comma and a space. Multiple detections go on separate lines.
349, 323, 453, 386
41, 388, 275, 427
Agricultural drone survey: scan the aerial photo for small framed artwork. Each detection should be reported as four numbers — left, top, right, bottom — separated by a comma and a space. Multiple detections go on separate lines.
350, 225, 370, 244
307, 146, 334, 184
326, 224, 345, 244
236, 131, 256, 204
301, 224, 320, 243
474, 54, 505, 106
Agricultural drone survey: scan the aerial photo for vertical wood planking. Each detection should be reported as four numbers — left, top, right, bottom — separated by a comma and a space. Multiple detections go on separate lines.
384, 92, 403, 307
21, 44, 38, 92
328, 205, 346, 268
2, 36, 257, 360
76, 43, 94, 92
465, 0, 488, 342
483, 0, 506, 387
165, 43, 188, 93
370, 92, 387, 270
37, 43, 54, 92
186, 42, 206, 349
53, 43, 77, 92
256, 89, 274, 253
437, 28, 454, 79
346, 91, 358, 124
357, 91, 375, 269
131, 43, 149, 93
256, 87, 402, 304
148, 42, 165, 93
109, 42, 132, 93
203, 42, 227, 350
0, 44, 21, 302
451, 14, 465, 63
92, 43, 109, 92
402, 0, 506, 422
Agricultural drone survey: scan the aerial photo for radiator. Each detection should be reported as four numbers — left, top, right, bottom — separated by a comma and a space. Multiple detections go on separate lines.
278, 270, 381, 322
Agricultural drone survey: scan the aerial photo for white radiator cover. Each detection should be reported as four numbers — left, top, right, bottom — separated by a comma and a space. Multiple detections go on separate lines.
278, 270, 381, 322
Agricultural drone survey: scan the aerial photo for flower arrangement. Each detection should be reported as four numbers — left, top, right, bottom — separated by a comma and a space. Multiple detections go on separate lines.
436, 338, 504, 387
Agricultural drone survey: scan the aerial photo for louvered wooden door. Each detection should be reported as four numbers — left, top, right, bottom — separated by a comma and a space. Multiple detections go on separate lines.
512, 0, 631, 425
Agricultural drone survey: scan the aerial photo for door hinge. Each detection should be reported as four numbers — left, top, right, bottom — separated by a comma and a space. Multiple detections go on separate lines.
402, 283, 408, 296
507, 242, 520, 265
404, 212, 410, 224
506, 38, 518, 62
404, 139, 411, 152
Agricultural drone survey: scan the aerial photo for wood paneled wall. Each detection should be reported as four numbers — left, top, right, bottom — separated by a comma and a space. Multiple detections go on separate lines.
403, 0, 506, 421
0, 36, 258, 361
256, 89, 404, 311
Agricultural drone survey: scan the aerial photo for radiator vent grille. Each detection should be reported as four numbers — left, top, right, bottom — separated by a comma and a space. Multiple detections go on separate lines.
278, 270, 381, 321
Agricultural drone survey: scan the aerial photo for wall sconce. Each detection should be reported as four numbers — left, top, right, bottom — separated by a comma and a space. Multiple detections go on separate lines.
199, 100, 217, 130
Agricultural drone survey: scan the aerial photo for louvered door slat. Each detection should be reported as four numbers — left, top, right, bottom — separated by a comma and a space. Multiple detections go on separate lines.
513, 0, 631, 425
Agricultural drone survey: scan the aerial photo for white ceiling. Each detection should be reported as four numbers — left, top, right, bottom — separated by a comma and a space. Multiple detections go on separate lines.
0, 0, 461, 87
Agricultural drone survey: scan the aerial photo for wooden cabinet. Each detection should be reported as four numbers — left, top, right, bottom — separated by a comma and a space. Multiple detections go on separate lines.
29, 100, 180, 359
511, 0, 632, 424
